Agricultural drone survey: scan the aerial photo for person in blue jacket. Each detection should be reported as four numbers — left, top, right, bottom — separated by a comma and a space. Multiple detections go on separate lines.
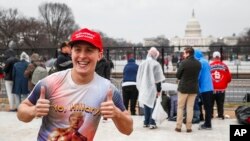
12, 52, 30, 106
122, 58, 139, 115
194, 50, 214, 130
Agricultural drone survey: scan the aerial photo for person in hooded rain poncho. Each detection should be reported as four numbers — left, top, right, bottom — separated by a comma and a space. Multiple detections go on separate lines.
136, 47, 165, 129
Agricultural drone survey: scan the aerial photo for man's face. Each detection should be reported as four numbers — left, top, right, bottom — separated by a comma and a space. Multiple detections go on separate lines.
62, 45, 71, 54
71, 43, 102, 77
183, 51, 189, 59
69, 114, 84, 130
65, 46, 72, 54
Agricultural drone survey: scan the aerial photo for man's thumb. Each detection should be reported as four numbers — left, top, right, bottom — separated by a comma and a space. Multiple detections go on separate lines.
106, 89, 113, 101
39, 86, 46, 99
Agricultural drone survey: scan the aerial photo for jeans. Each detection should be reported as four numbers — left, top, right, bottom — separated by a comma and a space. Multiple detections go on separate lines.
144, 105, 156, 126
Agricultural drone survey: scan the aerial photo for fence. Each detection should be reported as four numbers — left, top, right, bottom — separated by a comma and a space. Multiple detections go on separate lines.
1, 45, 250, 78
105, 45, 250, 74
1, 45, 250, 60
0, 45, 250, 105
111, 77, 250, 103
2, 45, 248, 73
0, 77, 248, 111
0, 78, 248, 103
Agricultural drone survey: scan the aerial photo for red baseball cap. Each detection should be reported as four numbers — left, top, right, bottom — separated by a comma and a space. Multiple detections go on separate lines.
69, 28, 103, 51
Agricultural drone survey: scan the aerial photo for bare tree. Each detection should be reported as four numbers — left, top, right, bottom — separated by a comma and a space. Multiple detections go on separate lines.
100, 31, 136, 47
38, 2, 78, 48
18, 17, 49, 49
238, 28, 250, 45
237, 28, 250, 59
0, 8, 22, 49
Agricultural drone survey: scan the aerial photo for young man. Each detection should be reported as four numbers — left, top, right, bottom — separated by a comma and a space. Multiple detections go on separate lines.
175, 47, 201, 133
17, 28, 133, 141
210, 51, 231, 119
56, 41, 73, 71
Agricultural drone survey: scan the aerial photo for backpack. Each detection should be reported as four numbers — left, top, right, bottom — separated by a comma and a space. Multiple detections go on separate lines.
31, 66, 48, 85
235, 106, 250, 125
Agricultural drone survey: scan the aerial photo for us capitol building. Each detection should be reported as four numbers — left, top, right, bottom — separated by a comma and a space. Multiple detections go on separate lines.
170, 10, 238, 52
144, 10, 238, 52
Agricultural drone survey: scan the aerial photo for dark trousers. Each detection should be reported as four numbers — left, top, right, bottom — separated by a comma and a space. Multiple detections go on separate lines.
211, 92, 225, 117
200, 91, 213, 127
198, 95, 204, 120
122, 85, 138, 115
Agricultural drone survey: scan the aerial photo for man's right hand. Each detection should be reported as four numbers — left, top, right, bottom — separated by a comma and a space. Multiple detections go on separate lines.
34, 86, 50, 118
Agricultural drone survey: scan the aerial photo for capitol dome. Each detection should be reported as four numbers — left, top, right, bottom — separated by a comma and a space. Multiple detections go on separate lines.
185, 10, 202, 37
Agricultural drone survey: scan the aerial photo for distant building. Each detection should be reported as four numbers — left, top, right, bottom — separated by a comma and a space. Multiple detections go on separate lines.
144, 38, 160, 47
143, 35, 169, 47
144, 10, 239, 52
220, 33, 238, 46
169, 10, 217, 52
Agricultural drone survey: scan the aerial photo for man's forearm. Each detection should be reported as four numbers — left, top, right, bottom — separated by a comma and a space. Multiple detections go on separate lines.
17, 103, 36, 123
112, 109, 133, 135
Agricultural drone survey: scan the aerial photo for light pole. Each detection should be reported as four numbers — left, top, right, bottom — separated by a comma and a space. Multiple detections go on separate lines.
234, 58, 241, 79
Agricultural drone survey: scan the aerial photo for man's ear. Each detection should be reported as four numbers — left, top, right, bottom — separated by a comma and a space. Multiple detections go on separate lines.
98, 51, 103, 61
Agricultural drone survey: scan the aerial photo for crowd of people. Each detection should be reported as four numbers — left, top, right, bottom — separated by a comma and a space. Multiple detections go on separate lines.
121, 46, 231, 133
0, 27, 232, 140
2, 42, 71, 112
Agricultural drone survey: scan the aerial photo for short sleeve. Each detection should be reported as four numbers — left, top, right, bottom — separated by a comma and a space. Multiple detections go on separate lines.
110, 84, 126, 111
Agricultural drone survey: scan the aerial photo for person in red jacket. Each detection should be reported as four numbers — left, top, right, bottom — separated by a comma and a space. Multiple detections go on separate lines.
210, 51, 231, 119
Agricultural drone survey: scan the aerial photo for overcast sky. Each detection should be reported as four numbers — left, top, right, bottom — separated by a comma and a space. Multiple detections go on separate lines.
0, 0, 250, 43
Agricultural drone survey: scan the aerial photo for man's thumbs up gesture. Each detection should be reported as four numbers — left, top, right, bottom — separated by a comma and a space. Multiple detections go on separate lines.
100, 89, 120, 119
35, 86, 50, 118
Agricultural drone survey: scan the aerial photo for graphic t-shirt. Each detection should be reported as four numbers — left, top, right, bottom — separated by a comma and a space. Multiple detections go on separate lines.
28, 69, 125, 141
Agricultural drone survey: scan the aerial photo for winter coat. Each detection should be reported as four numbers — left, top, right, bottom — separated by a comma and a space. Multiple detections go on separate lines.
56, 52, 73, 71
194, 50, 213, 93
210, 59, 231, 90
123, 58, 138, 82
176, 55, 201, 94
3, 57, 19, 81
95, 58, 111, 80
12, 60, 29, 95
